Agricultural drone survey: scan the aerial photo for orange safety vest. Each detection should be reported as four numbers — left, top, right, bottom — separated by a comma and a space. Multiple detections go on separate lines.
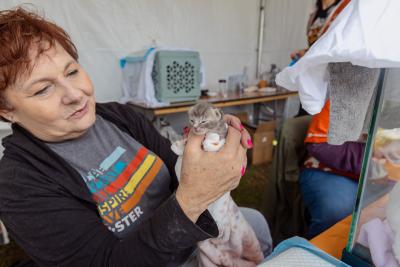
304, 100, 330, 143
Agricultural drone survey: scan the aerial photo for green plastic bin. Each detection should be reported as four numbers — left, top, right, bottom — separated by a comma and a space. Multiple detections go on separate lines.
152, 51, 201, 103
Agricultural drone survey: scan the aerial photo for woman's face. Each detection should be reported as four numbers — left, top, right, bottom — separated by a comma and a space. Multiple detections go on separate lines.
1, 43, 96, 142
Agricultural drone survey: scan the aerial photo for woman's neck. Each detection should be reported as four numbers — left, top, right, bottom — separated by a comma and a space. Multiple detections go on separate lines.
322, 0, 337, 10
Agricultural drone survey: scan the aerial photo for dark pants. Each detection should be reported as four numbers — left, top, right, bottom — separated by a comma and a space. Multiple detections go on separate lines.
299, 168, 358, 239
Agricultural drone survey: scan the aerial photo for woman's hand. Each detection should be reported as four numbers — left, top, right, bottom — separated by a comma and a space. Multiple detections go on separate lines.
176, 126, 247, 222
290, 48, 307, 60
223, 114, 253, 149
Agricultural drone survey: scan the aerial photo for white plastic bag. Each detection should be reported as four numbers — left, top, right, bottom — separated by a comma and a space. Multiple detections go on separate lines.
276, 0, 400, 115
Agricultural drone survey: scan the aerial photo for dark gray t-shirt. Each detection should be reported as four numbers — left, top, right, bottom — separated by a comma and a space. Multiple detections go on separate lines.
48, 115, 171, 238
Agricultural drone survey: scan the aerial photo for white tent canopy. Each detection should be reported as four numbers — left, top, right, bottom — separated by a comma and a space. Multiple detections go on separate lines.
0, 0, 313, 102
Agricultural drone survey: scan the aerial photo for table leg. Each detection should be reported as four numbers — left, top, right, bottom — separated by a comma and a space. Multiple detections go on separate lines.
253, 103, 261, 125
274, 100, 278, 121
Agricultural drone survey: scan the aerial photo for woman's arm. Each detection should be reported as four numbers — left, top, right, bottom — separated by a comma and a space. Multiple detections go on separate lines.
306, 142, 365, 174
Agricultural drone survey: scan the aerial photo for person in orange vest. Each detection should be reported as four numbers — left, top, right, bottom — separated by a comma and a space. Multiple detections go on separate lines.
299, 100, 365, 238
288, 0, 358, 238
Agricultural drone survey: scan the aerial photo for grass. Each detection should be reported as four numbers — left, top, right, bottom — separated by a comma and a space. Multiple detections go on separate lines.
232, 163, 270, 215
0, 163, 270, 267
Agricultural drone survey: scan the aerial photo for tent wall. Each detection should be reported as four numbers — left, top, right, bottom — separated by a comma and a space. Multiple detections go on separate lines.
0, 0, 313, 102
261, 0, 314, 73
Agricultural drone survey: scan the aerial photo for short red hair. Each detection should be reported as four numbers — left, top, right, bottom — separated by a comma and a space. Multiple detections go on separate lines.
0, 6, 78, 110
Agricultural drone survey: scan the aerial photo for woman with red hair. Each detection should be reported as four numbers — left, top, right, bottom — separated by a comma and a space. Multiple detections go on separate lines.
0, 7, 271, 267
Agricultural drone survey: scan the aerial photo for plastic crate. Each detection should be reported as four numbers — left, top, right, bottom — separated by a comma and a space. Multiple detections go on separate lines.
152, 51, 201, 102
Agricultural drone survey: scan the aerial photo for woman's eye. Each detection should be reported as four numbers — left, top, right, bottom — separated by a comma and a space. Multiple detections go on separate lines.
67, 69, 78, 77
34, 86, 50, 96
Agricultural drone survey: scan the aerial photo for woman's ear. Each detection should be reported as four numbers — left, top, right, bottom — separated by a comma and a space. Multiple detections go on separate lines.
0, 110, 13, 122
0, 99, 15, 122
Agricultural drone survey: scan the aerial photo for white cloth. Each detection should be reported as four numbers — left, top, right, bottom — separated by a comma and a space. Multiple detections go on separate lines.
276, 0, 400, 115
357, 218, 399, 267
387, 182, 400, 264
120, 47, 161, 106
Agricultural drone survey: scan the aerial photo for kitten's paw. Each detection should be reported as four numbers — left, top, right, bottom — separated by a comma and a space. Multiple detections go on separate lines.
203, 133, 225, 152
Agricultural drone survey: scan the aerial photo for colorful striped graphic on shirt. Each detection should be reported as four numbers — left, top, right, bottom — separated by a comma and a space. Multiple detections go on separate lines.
91, 147, 149, 202
100, 157, 163, 225
120, 157, 163, 214
97, 154, 156, 216
90, 147, 163, 227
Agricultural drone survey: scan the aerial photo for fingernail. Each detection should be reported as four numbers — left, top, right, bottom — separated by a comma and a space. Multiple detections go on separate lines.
241, 166, 245, 176
247, 138, 253, 148
240, 124, 244, 130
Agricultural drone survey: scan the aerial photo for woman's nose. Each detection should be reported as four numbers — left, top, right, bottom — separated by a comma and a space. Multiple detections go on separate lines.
61, 83, 83, 105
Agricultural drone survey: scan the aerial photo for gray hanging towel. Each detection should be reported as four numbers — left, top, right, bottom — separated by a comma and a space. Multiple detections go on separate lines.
327, 62, 380, 145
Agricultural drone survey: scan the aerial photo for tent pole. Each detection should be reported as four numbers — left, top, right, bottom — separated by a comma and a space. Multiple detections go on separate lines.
256, 0, 266, 79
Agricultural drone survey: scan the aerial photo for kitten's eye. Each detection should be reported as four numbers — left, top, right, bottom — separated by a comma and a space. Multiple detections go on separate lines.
200, 121, 206, 124
190, 119, 194, 124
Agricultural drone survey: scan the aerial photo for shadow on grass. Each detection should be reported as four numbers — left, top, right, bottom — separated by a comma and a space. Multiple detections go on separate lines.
231, 163, 270, 217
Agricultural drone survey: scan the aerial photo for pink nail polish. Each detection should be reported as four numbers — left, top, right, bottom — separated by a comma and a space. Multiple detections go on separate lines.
240, 124, 244, 130
247, 138, 253, 148
241, 166, 245, 176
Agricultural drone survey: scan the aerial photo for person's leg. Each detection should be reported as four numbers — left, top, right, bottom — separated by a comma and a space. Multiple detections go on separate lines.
240, 207, 273, 257
299, 168, 358, 239
180, 207, 273, 266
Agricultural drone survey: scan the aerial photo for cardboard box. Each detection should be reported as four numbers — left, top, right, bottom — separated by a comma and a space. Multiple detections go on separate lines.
232, 112, 249, 124
244, 120, 276, 165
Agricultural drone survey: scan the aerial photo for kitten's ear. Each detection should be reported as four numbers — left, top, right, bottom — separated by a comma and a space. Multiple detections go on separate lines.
213, 108, 223, 119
